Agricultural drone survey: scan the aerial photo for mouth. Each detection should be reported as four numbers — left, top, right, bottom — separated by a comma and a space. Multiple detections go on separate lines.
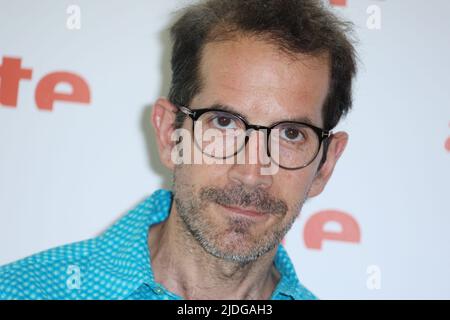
219, 204, 268, 219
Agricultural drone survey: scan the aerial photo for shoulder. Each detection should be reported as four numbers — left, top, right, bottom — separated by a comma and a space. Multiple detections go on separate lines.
0, 238, 97, 300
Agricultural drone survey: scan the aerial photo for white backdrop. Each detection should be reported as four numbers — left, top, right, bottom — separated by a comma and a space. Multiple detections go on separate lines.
1, 0, 449, 299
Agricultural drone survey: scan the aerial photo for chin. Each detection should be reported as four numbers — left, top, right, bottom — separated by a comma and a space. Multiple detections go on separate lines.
203, 228, 275, 263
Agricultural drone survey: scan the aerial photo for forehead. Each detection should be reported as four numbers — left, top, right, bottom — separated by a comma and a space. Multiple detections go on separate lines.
194, 36, 331, 128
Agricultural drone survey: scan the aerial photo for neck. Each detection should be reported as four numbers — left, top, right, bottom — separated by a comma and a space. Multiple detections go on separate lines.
147, 207, 280, 300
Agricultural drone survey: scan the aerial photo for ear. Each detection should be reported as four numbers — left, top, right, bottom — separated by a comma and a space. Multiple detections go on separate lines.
151, 98, 179, 171
307, 131, 349, 198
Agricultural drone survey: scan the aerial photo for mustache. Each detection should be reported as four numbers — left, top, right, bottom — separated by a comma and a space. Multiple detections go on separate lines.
199, 184, 288, 216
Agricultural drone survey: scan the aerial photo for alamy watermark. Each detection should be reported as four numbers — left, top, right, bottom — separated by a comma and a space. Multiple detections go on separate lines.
66, 264, 81, 290
170, 125, 282, 176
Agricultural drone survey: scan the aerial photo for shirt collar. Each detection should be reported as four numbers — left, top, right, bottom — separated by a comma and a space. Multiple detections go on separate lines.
86, 189, 172, 299
272, 245, 316, 299
87, 189, 314, 300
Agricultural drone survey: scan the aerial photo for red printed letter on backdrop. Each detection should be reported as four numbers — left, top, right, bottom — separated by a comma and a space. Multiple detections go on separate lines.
446, 122, 450, 152
35, 72, 91, 111
0, 57, 33, 107
304, 210, 360, 250
330, 0, 347, 6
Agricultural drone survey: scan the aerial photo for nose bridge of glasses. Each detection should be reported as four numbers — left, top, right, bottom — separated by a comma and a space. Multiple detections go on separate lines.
228, 120, 274, 161
240, 127, 271, 164
246, 123, 271, 132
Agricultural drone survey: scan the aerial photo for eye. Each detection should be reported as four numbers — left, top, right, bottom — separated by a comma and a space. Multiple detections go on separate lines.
211, 115, 238, 129
280, 126, 306, 143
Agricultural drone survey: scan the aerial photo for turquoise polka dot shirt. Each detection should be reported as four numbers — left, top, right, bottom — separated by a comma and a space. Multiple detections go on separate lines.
0, 189, 317, 300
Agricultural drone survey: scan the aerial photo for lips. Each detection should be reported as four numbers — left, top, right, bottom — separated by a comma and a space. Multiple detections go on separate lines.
220, 204, 267, 218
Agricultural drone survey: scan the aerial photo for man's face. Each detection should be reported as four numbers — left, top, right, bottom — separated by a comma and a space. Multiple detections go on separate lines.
158, 36, 340, 263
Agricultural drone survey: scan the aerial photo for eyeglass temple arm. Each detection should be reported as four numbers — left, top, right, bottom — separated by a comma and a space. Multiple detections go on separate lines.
323, 130, 333, 138
175, 105, 196, 117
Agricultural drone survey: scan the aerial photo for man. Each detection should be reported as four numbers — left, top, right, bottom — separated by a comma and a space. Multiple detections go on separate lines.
0, 0, 357, 300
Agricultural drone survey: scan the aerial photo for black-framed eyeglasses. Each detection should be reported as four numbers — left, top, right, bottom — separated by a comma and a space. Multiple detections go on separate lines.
174, 104, 332, 170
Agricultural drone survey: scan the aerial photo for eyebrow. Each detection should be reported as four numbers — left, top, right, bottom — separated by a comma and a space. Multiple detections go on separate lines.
208, 103, 249, 122
205, 103, 318, 128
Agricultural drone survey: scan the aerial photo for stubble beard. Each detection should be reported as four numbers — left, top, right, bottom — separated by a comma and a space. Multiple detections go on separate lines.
172, 166, 310, 265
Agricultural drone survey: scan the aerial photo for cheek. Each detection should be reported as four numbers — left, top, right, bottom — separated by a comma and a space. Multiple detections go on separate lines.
179, 164, 230, 190
273, 170, 315, 207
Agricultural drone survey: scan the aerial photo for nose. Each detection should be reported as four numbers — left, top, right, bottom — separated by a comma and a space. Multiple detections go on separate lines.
227, 130, 274, 189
